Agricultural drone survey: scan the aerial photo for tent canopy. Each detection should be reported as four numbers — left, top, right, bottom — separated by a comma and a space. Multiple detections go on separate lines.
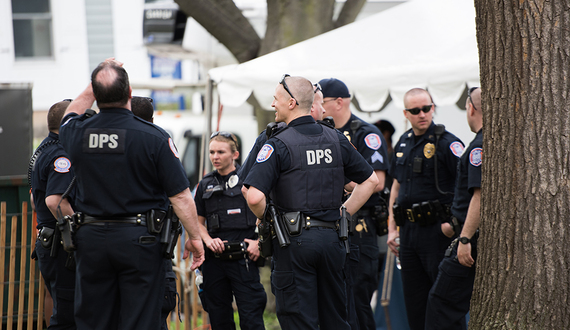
209, 0, 479, 111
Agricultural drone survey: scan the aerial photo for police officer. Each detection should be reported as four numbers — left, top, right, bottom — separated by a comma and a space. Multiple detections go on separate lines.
29, 100, 76, 330
245, 74, 379, 329
130, 96, 178, 330
59, 58, 204, 330
387, 88, 464, 330
320, 77, 389, 330
238, 83, 326, 180
194, 131, 266, 330
425, 87, 482, 330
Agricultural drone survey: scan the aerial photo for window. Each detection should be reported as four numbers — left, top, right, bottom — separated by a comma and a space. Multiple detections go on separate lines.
12, 0, 53, 58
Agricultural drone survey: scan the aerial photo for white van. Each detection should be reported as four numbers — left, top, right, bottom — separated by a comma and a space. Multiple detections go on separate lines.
153, 109, 259, 188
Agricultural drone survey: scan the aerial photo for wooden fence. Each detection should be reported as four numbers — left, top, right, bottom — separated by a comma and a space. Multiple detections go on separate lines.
0, 201, 208, 330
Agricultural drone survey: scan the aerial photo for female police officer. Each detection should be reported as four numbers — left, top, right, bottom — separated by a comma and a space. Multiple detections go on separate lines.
194, 131, 267, 330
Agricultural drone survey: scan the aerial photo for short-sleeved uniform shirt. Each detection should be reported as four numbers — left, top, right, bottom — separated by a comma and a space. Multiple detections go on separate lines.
60, 108, 189, 216
237, 122, 286, 179
30, 132, 75, 229
391, 122, 464, 208
194, 169, 256, 242
338, 114, 389, 208
244, 115, 373, 221
450, 129, 482, 222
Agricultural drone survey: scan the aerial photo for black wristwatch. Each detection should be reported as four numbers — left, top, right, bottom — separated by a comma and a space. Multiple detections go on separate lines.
459, 237, 471, 244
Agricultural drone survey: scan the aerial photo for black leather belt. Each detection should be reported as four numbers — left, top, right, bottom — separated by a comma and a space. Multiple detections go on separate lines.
81, 215, 147, 226
304, 218, 338, 230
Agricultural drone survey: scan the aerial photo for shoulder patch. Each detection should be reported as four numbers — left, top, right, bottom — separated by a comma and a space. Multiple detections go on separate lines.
449, 141, 464, 157
469, 148, 482, 166
364, 133, 382, 150
169, 138, 180, 158
53, 157, 71, 173
256, 144, 274, 163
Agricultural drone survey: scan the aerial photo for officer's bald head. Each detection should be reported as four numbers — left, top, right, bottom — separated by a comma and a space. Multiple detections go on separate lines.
287, 76, 314, 113
48, 100, 71, 132
91, 61, 130, 109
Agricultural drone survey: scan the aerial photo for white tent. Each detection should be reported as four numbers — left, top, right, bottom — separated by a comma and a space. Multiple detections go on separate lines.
208, 0, 479, 111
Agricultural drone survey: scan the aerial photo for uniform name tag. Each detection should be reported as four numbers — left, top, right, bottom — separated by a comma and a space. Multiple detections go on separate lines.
83, 128, 126, 154
227, 209, 241, 215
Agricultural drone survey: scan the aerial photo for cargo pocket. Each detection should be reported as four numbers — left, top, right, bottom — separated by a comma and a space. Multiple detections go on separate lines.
431, 258, 472, 298
271, 270, 299, 315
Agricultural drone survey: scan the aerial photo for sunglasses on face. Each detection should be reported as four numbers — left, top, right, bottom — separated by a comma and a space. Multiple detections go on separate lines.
279, 74, 299, 105
210, 131, 238, 145
468, 87, 479, 111
405, 104, 433, 115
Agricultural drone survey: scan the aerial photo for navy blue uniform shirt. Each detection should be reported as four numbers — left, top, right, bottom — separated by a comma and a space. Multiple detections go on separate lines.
450, 129, 482, 222
31, 132, 75, 229
391, 122, 464, 208
244, 115, 373, 221
338, 114, 389, 208
60, 108, 189, 216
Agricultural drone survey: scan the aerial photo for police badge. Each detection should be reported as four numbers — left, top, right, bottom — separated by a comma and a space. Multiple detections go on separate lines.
424, 143, 435, 159
227, 174, 239, 189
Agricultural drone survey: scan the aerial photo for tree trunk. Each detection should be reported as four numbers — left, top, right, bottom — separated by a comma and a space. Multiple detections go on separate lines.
470, 1, 570, 329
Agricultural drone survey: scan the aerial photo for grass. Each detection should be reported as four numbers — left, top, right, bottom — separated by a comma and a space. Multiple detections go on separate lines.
170, 311, 281, 329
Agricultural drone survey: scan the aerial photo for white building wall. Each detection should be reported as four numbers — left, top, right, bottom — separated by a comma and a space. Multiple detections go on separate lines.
0, 0, 91, 111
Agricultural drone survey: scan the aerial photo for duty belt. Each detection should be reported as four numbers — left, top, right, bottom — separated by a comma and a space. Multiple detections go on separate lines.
80, 214, 147, 226
303, 217, 338, 230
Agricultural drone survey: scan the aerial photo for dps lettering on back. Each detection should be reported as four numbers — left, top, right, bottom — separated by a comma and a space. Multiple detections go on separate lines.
300, 144, 338, 169
83, 128, 126, 153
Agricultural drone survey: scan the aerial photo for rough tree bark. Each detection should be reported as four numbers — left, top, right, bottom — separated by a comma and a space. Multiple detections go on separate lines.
175, 0, 366, 132
470, 1, 570, 329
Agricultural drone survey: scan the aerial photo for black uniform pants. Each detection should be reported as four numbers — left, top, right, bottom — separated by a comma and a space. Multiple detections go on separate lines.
201, 256, 266, 330
271, 227, 350, 330
161, 259, 178, 330
350, 212, 381, 330
35, 240, 77, 330
399, 220, 452, 330
425, 239, 477, 330
74, 223, 164, 330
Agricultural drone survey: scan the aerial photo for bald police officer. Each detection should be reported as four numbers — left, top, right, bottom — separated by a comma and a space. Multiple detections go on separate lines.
387, 88, 464, 330
59, 58, 204, 330
245, 74, 378, 329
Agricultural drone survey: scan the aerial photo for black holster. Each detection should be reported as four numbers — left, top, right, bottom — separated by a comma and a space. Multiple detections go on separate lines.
147, 209, 167, 234
38, 227, 55, 250
161, 206, 182, 259
282, 212, 303, 236
257, 219, 273, 258
59, 213, 78, 252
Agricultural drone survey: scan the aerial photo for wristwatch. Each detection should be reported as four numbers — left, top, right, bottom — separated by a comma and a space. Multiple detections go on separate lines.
459, 237, 471, 244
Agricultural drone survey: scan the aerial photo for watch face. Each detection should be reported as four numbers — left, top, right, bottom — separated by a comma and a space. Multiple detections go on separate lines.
460, 237, 470, 244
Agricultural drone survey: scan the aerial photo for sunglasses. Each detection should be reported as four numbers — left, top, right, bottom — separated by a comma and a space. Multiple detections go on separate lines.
467, 87, 479, 111
210, 131, 238, 146
62, 99, 73, 102
313, 83, 322, 94
279, 74, 299, 105
405, 104, 433, 115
